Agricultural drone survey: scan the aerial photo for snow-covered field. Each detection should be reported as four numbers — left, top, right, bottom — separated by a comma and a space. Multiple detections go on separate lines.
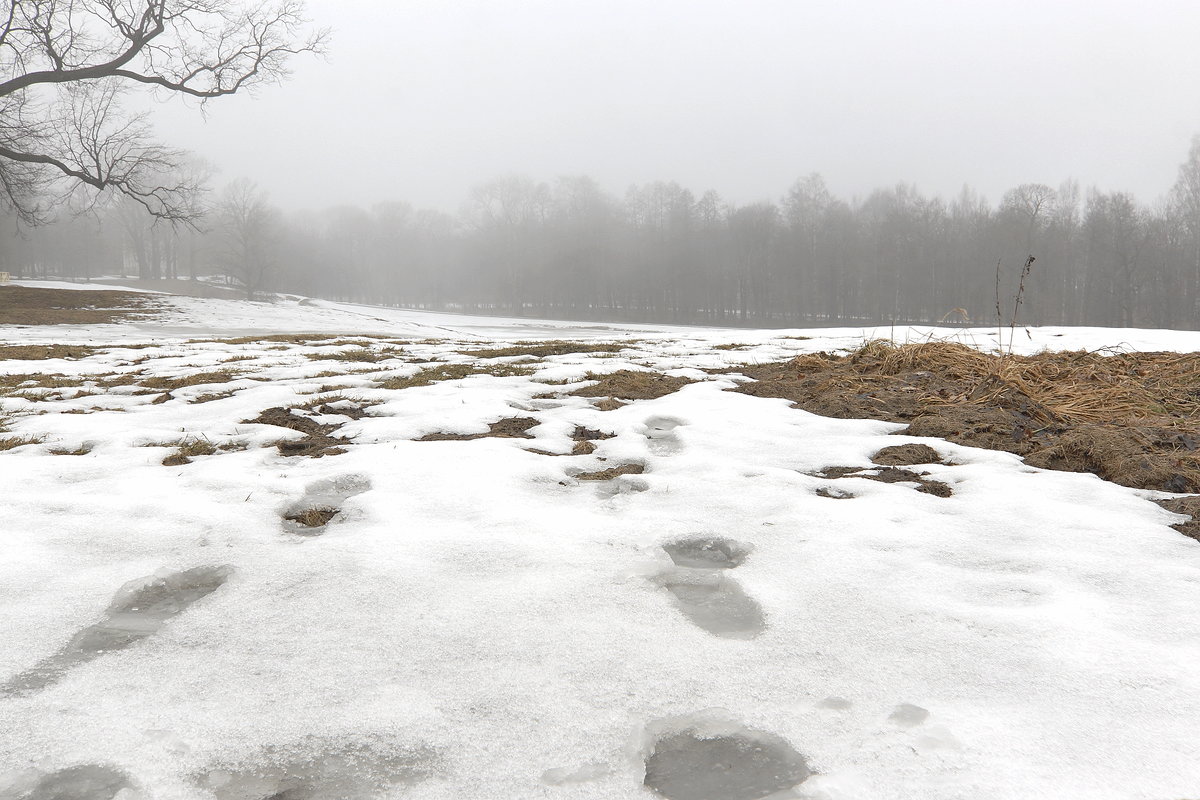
2, 285, 1199, 800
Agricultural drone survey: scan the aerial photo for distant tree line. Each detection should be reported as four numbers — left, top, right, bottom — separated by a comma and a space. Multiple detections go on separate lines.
7, 138, 1200, 329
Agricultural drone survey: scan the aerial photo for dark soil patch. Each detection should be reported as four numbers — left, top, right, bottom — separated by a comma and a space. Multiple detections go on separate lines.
0, 287, 161, 325
1153, 496, 1200, 541
570, 370, 694, 407
818, 466, 953, 497
419, 416, 539, 441
463, 341, 627, 359
283, 507, 339, 528
872, 443, 945, 466
242, 407, 349, 458
729, 341, 1200, 494
576, 462, 645, 481
160, 438, 217, 466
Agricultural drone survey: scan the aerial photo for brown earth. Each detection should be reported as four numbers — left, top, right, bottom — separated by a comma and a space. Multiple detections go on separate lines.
575, 462, 645, 481
242, 407, 349, 458
569, 370, 694, 407
463, 341, 628, 359
418, 417, 540, 441
0, 287, 162, 325
727, 340, 1200, 536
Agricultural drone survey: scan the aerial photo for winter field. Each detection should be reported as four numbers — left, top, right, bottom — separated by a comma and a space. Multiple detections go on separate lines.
1, 281, 1199, 800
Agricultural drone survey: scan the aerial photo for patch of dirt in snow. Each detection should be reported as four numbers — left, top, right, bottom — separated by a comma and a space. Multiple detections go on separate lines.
242, 407, 349, 458
817, 465, 953, 497
728, 340, 1200, 496
418, 416, 539, 441
574, 462, 645, 481
569, 370, 694, 406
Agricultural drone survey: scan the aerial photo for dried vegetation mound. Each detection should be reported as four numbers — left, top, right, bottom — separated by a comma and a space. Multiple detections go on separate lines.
0, 287, 161, 325
732, 340, 1200, 494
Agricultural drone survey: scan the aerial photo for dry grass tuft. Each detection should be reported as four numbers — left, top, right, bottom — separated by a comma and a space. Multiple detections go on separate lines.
49, 443, 94, 456
0, 435, 44, 451
284, 507, 339, 527
160, 437, 218, 466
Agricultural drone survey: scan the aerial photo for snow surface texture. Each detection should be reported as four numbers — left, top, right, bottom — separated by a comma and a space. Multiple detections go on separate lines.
1, 288, 1199, 799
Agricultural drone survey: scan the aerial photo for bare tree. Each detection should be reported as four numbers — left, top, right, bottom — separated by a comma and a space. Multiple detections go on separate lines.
213, 178, 278, 299
0, 1, 327, 223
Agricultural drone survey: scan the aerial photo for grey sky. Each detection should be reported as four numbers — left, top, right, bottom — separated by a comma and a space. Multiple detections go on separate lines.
151, 0, 1200, 211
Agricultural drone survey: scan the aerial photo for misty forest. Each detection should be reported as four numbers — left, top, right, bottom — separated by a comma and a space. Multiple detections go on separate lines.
7, 147, 1200, 330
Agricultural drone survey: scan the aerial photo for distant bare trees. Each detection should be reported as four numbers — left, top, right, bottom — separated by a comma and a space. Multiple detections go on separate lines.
12, 139, 1200, 330
0, 1, 326, 222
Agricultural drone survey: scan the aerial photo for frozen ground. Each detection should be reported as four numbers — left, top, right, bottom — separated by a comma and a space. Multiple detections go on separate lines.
1, 286, 1199, 800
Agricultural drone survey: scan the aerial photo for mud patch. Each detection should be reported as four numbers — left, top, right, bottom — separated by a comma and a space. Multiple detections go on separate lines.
418, 416, 539, 441
378, 362, 532, 389
570, 370, 694, 405
818, 465, 952, 497
727, 341, 1200, 494
1, 565, 233, 697
643, 717, 810, 800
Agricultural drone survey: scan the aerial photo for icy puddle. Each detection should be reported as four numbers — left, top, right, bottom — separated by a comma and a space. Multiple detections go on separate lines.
2, 566, 232, 696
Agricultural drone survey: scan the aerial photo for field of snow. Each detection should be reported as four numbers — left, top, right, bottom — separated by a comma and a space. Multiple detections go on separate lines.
2, 286, 1199, 800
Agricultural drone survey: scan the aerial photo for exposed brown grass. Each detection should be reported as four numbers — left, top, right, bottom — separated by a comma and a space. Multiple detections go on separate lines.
0, 287, 161, 325
306, 346, 406, 363
138, 370, 241, 393
48, 443, 94, 456
0, 344, 98, 360
377, 362, 533, 390
418, 417, 539, 441
569, 370, 694, 403
575, 462, 645, 481
160, 437, 218, 466
0, 435, 44, 451
284, 507, 339, 527
731, 340, 1200, 493
462, 341, 628, 359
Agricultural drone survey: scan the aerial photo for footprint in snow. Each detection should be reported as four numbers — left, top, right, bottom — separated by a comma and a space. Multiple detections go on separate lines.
0, 565, 233, 697
3, 765, 138, 800
653, 537, 765, 639
281, 474, 371, 535
641, 711, 811, 800
643, 416, 685, 456
197, 738, 440, 800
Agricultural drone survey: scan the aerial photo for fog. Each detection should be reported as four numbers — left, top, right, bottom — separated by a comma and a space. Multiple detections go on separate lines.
150, 0, 1200, 211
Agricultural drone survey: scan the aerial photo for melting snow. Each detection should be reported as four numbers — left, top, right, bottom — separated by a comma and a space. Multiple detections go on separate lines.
0, 288, 1198, 799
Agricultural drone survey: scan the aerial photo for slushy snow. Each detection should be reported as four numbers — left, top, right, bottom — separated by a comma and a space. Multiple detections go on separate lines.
1, 285, 1198, 799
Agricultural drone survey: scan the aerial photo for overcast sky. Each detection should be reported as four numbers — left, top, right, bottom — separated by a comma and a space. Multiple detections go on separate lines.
151, 0, 1200, 212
